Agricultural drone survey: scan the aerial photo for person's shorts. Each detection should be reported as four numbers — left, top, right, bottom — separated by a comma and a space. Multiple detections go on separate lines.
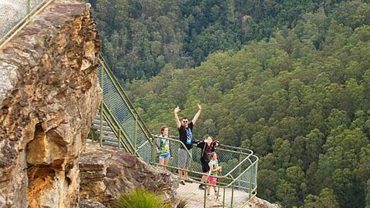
159, 152, 170, 160
208, 176, 217, 184
201, 159, 210, 173
178, 148, 191, 169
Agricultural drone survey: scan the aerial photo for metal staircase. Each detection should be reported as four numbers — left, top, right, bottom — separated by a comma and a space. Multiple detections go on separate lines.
1, 1, 259, 207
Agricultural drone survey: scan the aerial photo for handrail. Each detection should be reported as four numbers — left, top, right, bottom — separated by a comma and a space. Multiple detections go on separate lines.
0, 1, 258, 206
0, 0, 56, 49
100, 57, 258, 206
223, 152, 254, 178
99, 55, 153, 142
152, 135, 193, 159
101, 102, 138, 155
101, 103, 130, 151
151, 135, 258, 207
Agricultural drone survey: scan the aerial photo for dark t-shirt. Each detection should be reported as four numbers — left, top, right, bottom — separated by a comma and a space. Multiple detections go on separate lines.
179, 122, 194, 150
197, 141, 216, 161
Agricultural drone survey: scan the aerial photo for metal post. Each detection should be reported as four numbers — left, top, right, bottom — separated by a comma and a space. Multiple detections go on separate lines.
27, 0, 31, 16
151, 138, 155, 164
255, 161, 258, 197
134, 113, 138, 151
222, 187, 226, 208
118, 130, 122, 149
99, 104, 103, 147
230, 185, 234, 208
238, 150, 242, 188
99, 66, 104, 147
203, 187, 207, 208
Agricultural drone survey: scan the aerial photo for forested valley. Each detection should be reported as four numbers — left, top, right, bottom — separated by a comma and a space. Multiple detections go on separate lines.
89, 0, 370, 207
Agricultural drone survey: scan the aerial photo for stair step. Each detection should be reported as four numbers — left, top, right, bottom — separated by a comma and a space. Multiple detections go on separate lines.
102, 135, 119, 142
102, 140, 120, 148
93, 117, 107, 123
91, 123, 112, 131
94, 129, 116, 136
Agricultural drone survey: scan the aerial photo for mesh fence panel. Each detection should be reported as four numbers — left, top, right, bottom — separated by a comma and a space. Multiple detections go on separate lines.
99, 65, 152, 162
152, 136, 193, 170
137, 141, 152, 163
0, 0, 50, 38
97, 60, 259, 206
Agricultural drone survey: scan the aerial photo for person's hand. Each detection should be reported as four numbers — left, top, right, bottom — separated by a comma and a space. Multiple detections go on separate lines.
174, 106, 180, 113
197, 104, 202, 111
219, 166, 222, 172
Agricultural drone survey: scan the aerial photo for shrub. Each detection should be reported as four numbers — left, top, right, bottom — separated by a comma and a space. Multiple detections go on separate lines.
176, 198, 188, 208
113, 188, 171, 208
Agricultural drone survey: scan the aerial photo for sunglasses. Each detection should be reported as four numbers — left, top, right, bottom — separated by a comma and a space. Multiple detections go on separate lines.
182, 120, 188, 123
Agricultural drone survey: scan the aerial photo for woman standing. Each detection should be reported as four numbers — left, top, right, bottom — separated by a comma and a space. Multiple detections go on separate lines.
158, 127, 170, 168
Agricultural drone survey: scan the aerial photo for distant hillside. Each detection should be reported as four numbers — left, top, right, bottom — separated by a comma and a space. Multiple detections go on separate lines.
89, 0, 349, 81
126, 1, 370, 207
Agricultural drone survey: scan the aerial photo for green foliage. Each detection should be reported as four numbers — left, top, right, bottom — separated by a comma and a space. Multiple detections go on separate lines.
302, 188, 340, 208
176, 199, 188, 208
90, 0, 370, 207
123, 1, 370, 207
113, 188, 170, 208
89, 0, 355, 81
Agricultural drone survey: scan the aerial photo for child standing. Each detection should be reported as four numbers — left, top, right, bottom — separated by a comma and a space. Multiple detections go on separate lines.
207, 152, 222, 197
158, 127, 170, 169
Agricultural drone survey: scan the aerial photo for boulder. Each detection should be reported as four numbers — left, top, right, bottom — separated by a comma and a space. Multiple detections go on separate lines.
0, 1, 100, 207
79, 143, 179, 207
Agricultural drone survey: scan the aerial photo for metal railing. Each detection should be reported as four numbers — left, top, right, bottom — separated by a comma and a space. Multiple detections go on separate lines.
0, 0, 55, 49
0, 0, 259, 206
97, 56, 259, 207
151, 135, 258, 207
98, 56, 155, 162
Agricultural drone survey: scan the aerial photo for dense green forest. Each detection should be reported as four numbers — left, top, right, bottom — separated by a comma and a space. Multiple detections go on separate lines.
89, 0, 349, 81
90, 0, 370, 207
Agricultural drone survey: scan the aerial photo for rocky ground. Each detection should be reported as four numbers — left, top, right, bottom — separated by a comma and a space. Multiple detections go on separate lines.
79, 143, 179, 207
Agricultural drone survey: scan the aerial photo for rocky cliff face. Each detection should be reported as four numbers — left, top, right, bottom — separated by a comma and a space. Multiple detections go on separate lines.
0, 1, 100, 207
79, 143, 179, 207
0, 0, 44, 37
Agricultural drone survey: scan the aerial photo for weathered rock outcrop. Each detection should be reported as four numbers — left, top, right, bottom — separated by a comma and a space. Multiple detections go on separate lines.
247, 197, 280, 208
0, 0, 44, 37
0, 1, 100, 207
79, 143, 179, 207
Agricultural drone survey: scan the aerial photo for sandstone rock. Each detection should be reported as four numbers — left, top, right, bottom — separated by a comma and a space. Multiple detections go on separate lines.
79, 143, 179, 207
79, 199, 107, 208
0, 0, 100, 207
246, 197, 281, 208
0, 0, 51, 38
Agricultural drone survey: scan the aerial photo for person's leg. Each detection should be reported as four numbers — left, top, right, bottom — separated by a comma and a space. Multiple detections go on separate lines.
200, 159, 209, 187
183, 151, 189, 180
200, 160, 206, 183
178, 148, 184, 178
177, 148, 187, 185
160, 153, 170, 169
213, 180, 217, 193
164, 157, 170, 167
207, 178, 212, 196
185, 148, 192, 180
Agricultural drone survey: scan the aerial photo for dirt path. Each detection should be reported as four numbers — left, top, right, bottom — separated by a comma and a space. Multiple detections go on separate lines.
176, 182, 250, 208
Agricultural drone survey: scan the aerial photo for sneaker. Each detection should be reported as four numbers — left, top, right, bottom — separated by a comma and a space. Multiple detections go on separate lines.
185, 178, 194, 183
180, 180, 186, 185
198, 184, 206, 190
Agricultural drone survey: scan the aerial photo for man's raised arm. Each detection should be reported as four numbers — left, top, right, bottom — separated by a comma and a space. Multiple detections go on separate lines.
192, 104, 202, 125
174, 106, 181, 128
